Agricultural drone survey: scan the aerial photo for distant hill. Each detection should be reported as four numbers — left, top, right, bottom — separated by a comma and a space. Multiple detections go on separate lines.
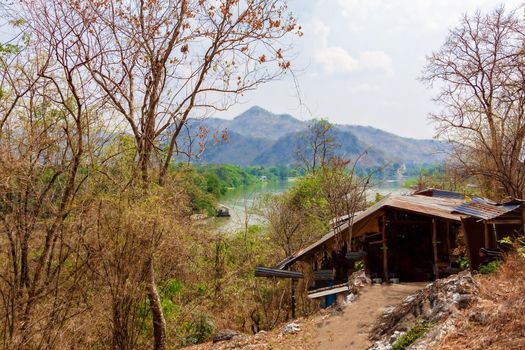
182, 106, 447, 171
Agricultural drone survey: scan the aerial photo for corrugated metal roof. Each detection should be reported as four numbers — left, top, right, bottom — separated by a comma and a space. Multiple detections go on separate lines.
275, 221, 351, 269
276, 194, 465, 269
415, 188, 466, 200
453, 198, 522, 220
384, 195, 465, 220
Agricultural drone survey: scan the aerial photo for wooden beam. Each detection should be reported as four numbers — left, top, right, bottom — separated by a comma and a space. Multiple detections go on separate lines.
389, 220, 433, 225
445, 221, 451, 254
487, 219, 523, 225
291, 279, 296, 319
367, 240, 384, 245
460, 220, 473, 271
484, 222, 490, 249
432, 218, 439, 279
492, 223, 498, 244
522, 207, 525, 234
381, 215, 388, 282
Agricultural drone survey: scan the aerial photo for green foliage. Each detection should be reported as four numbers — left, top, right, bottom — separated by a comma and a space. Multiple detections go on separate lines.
171, 163, 298, 216
0, 43, 20, 56
368, 192, 385, 206
458, 255, 470, 270
498, 236, 514, 245
160, 279, 184, 318
287, 173, 328, 213
181, 312, 215, 346
479, 261, 500, 274
392, 321, 435, 350
518, 246, 525, 259
354, 260, 365, 270
498, 236, 525, 258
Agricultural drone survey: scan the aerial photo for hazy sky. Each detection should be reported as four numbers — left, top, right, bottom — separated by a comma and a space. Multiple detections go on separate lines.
216, 0, 523, 139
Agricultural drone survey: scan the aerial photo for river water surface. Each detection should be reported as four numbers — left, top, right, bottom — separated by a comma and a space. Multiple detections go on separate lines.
211, 178, 411, 233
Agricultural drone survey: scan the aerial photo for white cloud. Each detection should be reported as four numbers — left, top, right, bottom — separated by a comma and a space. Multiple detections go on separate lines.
359, 51, 393, 75
312, 20, 393, 76
336, 0, 524, 32
314, 46, 359, 74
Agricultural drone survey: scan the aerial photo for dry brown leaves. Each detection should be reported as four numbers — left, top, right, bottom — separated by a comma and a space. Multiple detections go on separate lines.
438, 254, 525, 350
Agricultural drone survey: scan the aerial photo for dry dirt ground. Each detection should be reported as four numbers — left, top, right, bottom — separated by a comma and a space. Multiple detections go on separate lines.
188, 282, 426, 350
305, 283, 427, 350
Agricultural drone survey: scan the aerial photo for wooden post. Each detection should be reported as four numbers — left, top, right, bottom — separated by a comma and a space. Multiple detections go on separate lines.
381, 215, 388, 282
484, 222, 490, 249
432, 218, 439, 279
291, 278, 296, 319
445, 221, 451, 255
521, 208, 525, 237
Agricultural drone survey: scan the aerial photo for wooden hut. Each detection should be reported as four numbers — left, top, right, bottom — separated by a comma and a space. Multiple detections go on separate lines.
272, 189, 524, 303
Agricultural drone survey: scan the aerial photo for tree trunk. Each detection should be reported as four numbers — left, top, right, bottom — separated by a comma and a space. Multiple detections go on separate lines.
145, 257, 166, 350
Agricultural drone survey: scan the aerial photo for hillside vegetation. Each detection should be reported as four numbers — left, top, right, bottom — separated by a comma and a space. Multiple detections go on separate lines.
175, 164, 296, 215
184, 106, 448, 170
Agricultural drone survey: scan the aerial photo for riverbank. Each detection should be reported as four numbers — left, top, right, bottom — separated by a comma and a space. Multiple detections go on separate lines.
212, 178, 411, 233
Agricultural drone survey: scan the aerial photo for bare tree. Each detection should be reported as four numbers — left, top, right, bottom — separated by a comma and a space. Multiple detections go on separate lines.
320, 156, 370, 250
0, 34, 100, 348
295, 119, 337, 174
422, 5, 525, 199
261, 194, 308, 257
8, 0, 300, 348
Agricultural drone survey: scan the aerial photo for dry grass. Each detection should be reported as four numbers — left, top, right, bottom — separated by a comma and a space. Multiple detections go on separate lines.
438, 254, 525, 349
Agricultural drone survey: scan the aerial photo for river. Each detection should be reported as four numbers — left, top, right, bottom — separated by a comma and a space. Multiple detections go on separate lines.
210, 177, 411, 233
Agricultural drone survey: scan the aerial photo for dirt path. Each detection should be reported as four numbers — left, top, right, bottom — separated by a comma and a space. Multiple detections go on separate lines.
186, 283, 426, 350
303, 283, 427, 350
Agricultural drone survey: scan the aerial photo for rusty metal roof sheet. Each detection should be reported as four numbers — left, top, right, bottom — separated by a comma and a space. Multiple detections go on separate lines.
453, 198, 522, 220
384, 194, 465, 220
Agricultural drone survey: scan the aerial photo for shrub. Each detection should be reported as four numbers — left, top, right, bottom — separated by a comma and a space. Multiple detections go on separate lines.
479, 261, 500, 274
392, 321, 434, 350
458, 255, 470, 270
181, 312, 215, 346
354, 260, 365, 270
518, 246, 525, 259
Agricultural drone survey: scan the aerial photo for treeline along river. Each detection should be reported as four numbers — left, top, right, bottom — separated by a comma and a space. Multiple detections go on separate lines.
212, 178, 410, 233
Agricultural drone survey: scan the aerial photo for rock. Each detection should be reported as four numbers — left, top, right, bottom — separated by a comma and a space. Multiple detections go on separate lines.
410, 317, 457, 350
213, 329, 241, 343
452, 293, 473, 309
349, 270, 372, 289
190, 213, 208, 221
369, 340, 392, 350
389, 330, 405, 343
368, 271, 480, 348
282, 322, 301, 335
346, 293, 357, 304
468, 309, 488, 325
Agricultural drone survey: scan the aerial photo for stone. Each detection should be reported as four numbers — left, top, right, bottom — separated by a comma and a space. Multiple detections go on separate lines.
453, 293, 473, 309
212, 329, 241, 343
468, 309, 488, 325
368, 271, 480, 348
282, 322, 301, 335
346, 293, 357, 304
349, 270, 372, 288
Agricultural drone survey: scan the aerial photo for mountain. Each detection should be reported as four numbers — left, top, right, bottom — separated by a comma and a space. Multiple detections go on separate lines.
184, 106, 447, 170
